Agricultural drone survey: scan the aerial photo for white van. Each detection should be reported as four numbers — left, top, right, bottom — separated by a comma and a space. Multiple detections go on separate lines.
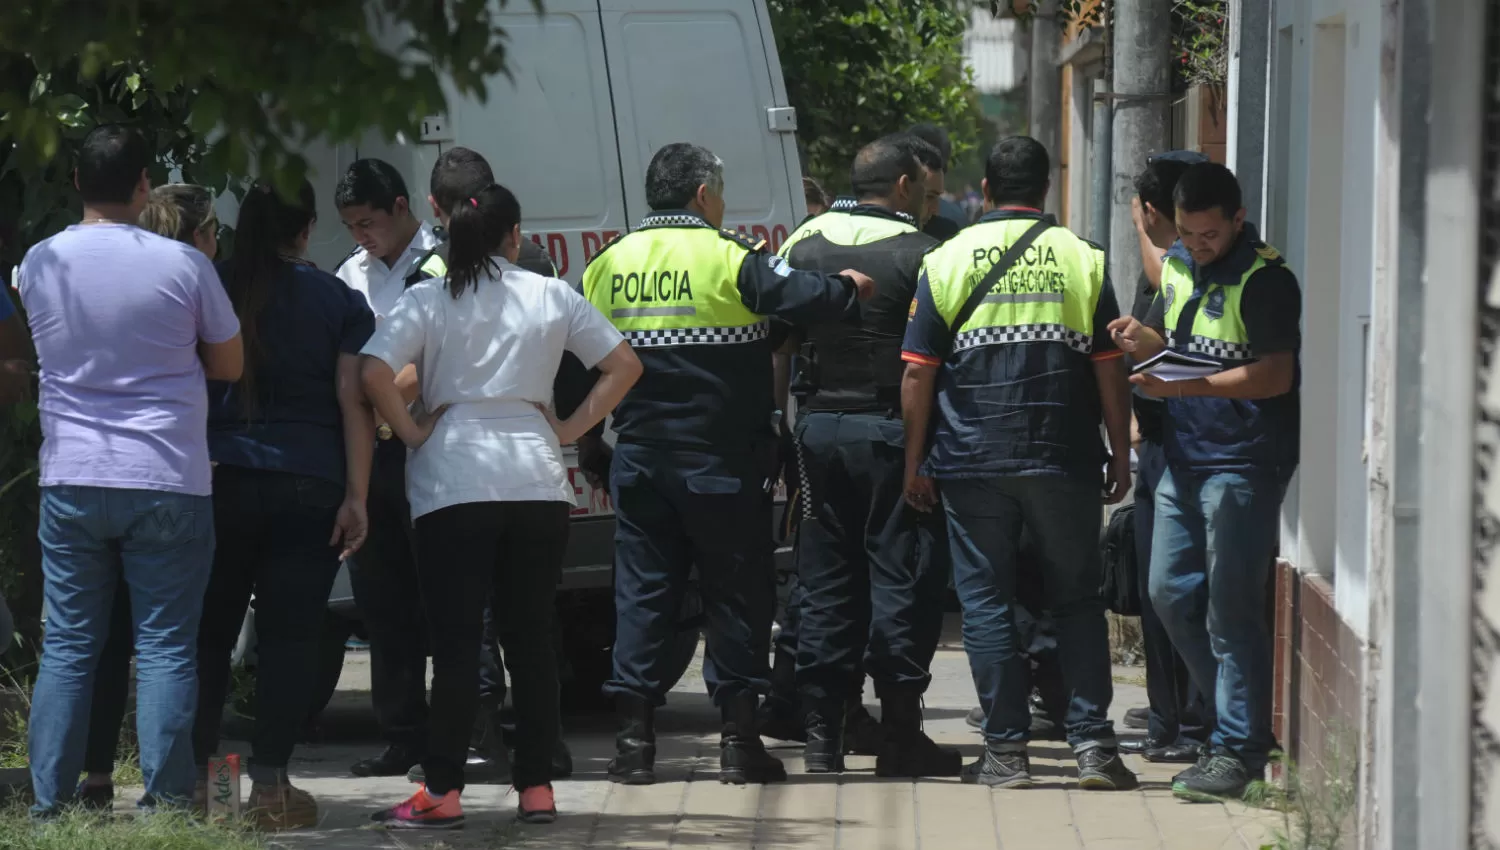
255, 0, 803, 708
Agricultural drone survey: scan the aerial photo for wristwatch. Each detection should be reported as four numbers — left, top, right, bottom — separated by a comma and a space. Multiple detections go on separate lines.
377, 423, 394, 441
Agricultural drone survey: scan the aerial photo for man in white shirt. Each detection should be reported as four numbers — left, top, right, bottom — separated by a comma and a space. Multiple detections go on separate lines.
333, 158, 440, 779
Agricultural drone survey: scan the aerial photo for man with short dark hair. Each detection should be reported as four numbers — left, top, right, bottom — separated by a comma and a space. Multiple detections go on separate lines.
335, 157, 439, 779
584, 142, 874, 786
904, 123, 967, 241
1109, 162, 1301, 802
778, 134, 960, 778
902, 136, 1137, 791
1117, 152, 1215, 766
18, 123, 243, 814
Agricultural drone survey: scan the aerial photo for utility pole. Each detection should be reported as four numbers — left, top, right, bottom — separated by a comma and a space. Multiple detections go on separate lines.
1028, 0, 1062, 215
1107, 0, 1173, 309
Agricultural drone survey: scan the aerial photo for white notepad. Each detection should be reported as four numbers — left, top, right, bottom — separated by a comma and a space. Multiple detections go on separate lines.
1130, 349, 1222, 382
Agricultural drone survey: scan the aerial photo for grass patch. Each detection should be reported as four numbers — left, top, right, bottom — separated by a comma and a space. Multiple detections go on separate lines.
0, 806, 267, 850
1, 688, 143, 787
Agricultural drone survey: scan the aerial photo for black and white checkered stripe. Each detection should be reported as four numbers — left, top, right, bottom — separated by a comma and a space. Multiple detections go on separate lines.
952, 323, 1092, 355
639, 213, 712, 229
794, 428, 813, 522
1165, 332, 1254, 361
622, 321, 770, 348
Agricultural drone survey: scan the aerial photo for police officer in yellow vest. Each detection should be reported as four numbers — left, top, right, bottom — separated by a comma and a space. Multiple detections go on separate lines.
776, 133, 960, 779
901, 136, 1138, 790
583, 143, 874, 786
1108, 162, 1300, 803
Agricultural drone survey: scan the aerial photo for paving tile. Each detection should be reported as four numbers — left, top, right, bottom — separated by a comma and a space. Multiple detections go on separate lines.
993, 788, 1083, 849
837, 777, 916, 850
756, 778, 838, 850
1069, 789, 1159, 846
915, 781, 998, 849
673, 778, 762, 849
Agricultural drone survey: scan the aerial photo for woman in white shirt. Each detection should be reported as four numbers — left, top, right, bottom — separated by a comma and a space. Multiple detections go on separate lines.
359, 183, 641, 829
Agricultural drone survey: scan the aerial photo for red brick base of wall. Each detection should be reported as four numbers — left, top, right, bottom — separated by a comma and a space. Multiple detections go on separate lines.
1272, 561, 1365, 784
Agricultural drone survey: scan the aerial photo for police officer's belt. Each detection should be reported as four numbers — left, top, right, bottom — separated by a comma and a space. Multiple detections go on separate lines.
949, 220, 1053, 335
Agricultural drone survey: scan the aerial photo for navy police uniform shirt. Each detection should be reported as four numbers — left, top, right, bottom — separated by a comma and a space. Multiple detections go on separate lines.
901, 207, 1122, 481
208, 260, 376, 485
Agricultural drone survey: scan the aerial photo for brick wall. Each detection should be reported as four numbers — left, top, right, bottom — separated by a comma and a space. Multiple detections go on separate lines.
1271, 561, 1365, 788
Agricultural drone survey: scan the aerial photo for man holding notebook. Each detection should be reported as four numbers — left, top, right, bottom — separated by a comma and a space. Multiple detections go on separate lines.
1108, 162, 1301, 804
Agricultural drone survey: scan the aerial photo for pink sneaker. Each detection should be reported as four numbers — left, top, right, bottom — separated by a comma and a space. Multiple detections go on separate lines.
517, 784, 557, 824
371, 786, 464, 830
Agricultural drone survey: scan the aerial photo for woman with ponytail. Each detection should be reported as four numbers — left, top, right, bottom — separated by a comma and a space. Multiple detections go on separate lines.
190, 181, 377, 830
361, 184, 641, 829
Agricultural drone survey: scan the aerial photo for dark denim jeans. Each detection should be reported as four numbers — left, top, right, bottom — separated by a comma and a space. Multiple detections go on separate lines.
944, 475, 1116, 751
30, 485, 215, 814
193, 466, 345, 785
1147, 464, 1291, 771
1133, 441, 1213, 746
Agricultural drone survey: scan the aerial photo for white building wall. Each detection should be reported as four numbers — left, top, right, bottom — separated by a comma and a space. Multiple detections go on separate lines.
963, 9, 1026, 95
1266, 0, 1377, 637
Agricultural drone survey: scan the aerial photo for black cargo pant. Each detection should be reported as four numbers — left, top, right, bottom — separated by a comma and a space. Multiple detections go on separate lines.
792, 412, 949, 703
604, 442, 777, 706
348, 439, 429, 752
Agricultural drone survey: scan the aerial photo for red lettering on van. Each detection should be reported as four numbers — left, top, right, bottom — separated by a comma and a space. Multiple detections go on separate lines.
772, 224, 788, 252
547, 234, 570, 278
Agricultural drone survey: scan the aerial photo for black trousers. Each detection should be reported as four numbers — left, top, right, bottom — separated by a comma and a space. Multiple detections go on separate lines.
84, 581, 133, 776
348, 440, 429, 752
1134, 439, 1213, 744
414, 500, 569, 794
193, 467, 344, 784
791, 412, 949, 703
604, 442, 776, 706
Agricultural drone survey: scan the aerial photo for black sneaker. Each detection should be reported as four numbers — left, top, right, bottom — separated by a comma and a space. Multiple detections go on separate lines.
352, 745, 421, 778
960, 748, 1034, 789
74, 781, 114, 812
1172, 749, 1213, 785
1173, 752, 1252, 802
1076, 747, 1139, 791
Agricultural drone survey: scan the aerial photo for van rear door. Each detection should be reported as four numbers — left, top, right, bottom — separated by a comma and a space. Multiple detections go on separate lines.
598, 0, 804, 253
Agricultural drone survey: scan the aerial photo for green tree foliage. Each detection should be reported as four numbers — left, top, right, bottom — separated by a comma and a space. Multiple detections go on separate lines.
767, 0, 983, 193
0, 1, 535, 673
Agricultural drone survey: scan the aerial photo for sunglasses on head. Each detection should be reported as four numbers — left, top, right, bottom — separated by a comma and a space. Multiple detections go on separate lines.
1147, 150, 1211, 166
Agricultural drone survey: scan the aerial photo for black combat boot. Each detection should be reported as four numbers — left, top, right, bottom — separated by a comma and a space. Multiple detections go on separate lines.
758, 652, 806, 742
874, 692, 962, 778
802, 700, 845, 774
607, 694, 656, 785
842, 700, 885, 756
720, 693, 788, 785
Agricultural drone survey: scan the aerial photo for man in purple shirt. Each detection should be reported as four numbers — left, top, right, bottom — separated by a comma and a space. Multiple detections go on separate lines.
17, 125, 244, 815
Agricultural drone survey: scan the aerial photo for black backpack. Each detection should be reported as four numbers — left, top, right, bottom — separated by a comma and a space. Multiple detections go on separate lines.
1099, 503, 1141, 616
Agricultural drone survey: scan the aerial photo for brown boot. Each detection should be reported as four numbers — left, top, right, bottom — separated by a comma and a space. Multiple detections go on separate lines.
247, 778, 319, 831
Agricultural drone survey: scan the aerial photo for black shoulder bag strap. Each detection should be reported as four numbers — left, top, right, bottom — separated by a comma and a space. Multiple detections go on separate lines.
948, 219, 1053, 336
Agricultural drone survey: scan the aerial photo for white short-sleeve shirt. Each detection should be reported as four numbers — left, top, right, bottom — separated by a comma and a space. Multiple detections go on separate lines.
360, 259, 624, 518
336, 222, 440, 320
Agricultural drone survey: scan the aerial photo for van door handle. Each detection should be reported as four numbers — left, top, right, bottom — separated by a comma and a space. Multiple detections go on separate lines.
767, 107, 798, 133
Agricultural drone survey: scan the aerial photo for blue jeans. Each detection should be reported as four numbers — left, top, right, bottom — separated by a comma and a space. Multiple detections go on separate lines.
1133, 441, 1213, 746
29, 486, 214, 814
1147, 465, 1289, 772
944, 475, 1116, 751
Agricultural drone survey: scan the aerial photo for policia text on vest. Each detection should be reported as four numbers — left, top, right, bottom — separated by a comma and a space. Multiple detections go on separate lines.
580, 209, 872, 789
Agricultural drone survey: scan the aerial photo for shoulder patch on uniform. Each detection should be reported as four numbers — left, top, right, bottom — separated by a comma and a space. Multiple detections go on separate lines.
332, 245, 361, 273
1254, 242, 1284, 264
588, 230, 627, 266
719, 228, 767, 253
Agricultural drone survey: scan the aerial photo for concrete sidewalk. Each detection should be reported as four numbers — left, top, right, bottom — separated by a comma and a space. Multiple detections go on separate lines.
159, 645, 1283, 850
